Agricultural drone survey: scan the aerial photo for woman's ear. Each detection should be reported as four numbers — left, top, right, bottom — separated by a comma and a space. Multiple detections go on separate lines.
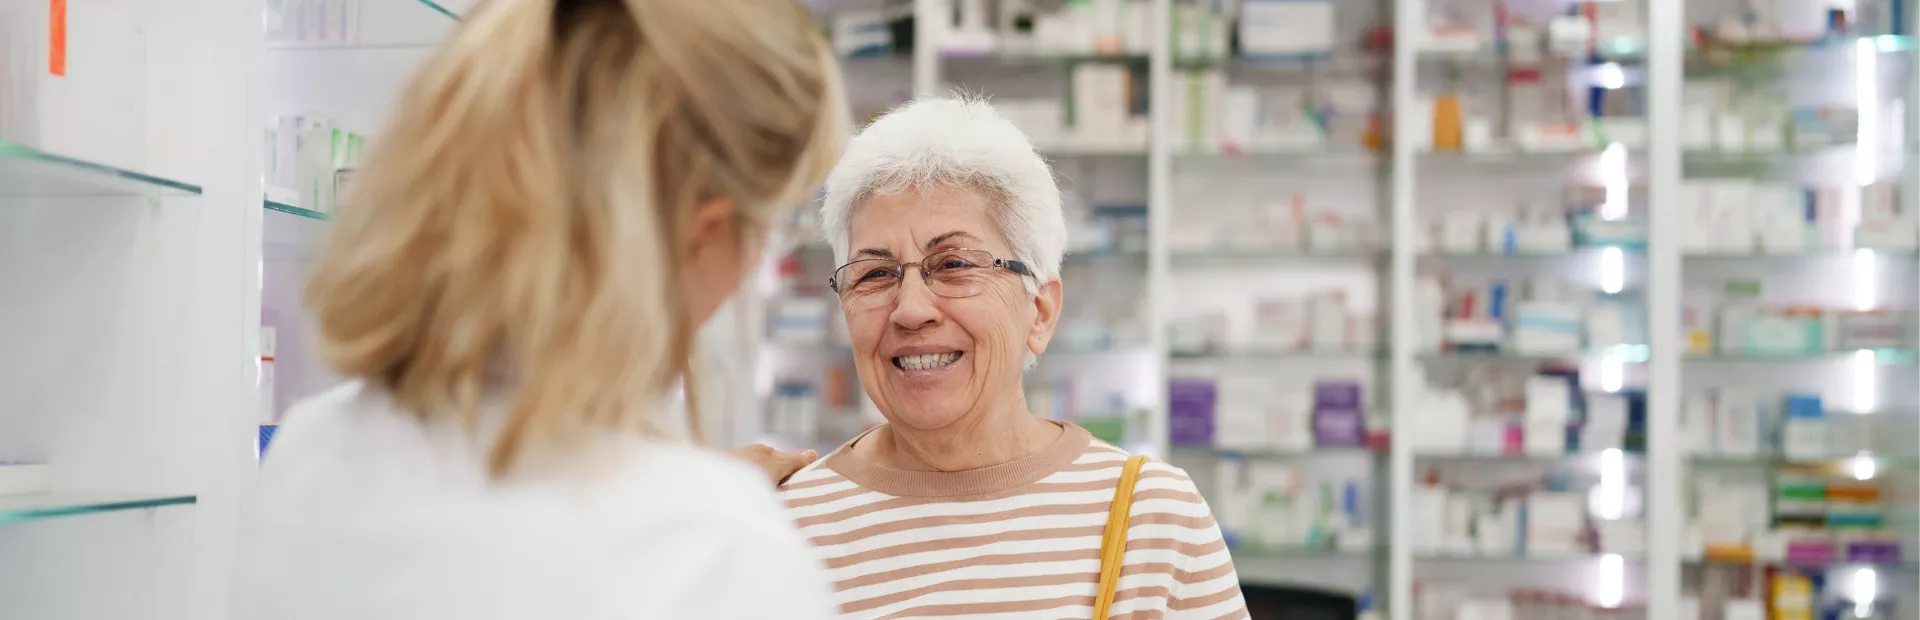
1026, 278, 1063, 356
685, 198, 737, 258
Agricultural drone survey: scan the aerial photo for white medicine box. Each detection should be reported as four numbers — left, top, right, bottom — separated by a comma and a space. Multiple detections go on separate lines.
0, 1, 149, 170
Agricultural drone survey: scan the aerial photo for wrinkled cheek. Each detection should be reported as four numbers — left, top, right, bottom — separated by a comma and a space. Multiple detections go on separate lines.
973, 285, 1034, 376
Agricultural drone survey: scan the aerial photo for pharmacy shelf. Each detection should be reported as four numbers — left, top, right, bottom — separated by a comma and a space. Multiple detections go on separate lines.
1414, 553, 1646, 564
1690, 454, 1920, 471
1231, 547, 1379, 590
1170, 248, 1385, 265
1682, 147, 1867, 178
1682, 349, 1920, 365
1172, 149, 1383, 165
941, 51, 1147, 66
1425, 247, 1646, 259
1181, 446, 1383, 460
1683, 248, 1920, 260
1686, 558, 1920, 572
1233, 546, 1375, 561
1418, 348, 1650, 364
1170, 348, 1388, 362
0, 141, 202, 199
264, 199, 329, 221
1035, 144, 1149, 157
0, 492, 197, 524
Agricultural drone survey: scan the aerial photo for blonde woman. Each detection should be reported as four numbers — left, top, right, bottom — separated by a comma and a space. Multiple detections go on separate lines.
236, 0, 846, 618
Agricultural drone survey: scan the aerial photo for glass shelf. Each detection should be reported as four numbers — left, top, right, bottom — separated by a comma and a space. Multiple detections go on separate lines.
1171, 348, 1387, 362
1682, 147, 1861, 177
1415, 552, 1642, 563
1233, 546, 1377, 587
1686, 35, 1916, 78
1686, 558, 1919, 572
1419, 149, 1619, 164
1035, 143, 1147, 157
415, 0, 460, 20
1171, 248, 1384, 264
0, 140, 202, 198
265, 199, 329, 221
1683, 349, 1920, 364
1691, 453, 1920, 471
1173, 148, 1382, 164
1424, 247, 1646, 259
1173, 51, 1388, 71
1416, 44, 1647, 65
1044, 344, 1153, 356
1684, 248, 1919, 260
942, 51, 1146, 66
1231, 544, 1372, 560
1421, 345, 1650, 364
1418, 450, 1642, 464
1178, 446, 1381, 460
0, 492, 197, 524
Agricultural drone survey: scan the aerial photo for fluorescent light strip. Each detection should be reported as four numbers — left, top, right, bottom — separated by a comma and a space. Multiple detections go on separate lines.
1595, 553, 1625, 608
1857, 38, 1878, 187
1601, 143, 1628, 220
1851, 566, 1878, 615
1854, 249, 1877, 311
1600, 354, 1625, 393
1853, 349, 1878, 413
1594, 448, 1627, 520
1600, 246, 1625, 294
1596, 62, 1626, 90
1852, 451, 1878, 481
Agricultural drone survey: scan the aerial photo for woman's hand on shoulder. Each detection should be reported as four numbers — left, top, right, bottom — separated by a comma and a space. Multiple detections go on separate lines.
728, 444, 819, 484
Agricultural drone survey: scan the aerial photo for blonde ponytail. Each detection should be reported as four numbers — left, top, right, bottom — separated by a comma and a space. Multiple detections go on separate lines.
305, 0, 847, 476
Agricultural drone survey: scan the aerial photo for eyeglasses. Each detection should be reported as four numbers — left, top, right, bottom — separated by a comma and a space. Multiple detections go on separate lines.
829, 248, 1034, 308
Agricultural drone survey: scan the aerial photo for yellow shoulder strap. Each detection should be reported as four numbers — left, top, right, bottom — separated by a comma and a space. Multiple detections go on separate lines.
1092, 455, 1147, 619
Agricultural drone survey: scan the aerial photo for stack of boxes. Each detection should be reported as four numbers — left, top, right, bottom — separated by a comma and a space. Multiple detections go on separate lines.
1681, 280, 1919, 357
1418, 273, 1643, 357
1676, 181, 1910, 254
1683, 81, 1861, 154
1211, 457, 1370, 552
266, 113, 367, 215
1169, 378, 1374, 452
1412, 482, 1619, 559
1407, 370, 1638, 458
1169, 290, 1377, 355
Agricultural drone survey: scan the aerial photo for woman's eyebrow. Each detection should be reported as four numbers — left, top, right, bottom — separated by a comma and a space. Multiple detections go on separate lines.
854, 247, 895, 259
923, 231, 978, 250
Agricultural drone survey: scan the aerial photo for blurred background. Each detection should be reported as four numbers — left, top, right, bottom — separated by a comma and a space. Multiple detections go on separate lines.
3, 0, 1920, 618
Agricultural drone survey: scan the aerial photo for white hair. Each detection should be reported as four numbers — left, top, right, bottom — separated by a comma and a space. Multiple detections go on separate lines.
819, 96, 1067, 293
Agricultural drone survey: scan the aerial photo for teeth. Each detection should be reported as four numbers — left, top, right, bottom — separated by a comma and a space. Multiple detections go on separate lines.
896, 352, 961, 371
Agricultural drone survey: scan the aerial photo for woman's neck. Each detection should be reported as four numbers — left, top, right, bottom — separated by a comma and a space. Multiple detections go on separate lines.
864, 404, 1063, 472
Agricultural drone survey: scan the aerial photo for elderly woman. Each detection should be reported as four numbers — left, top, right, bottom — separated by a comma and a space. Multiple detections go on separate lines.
766, 97, 1248, 619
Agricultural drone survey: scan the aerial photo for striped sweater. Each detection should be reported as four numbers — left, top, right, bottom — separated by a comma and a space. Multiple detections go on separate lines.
777, 423, 1249, 619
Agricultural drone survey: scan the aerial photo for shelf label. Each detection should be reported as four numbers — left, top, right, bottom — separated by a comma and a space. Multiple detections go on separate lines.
49, 0, 66, 77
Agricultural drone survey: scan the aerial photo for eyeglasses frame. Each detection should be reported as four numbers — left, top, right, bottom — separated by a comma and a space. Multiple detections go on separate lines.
826, 248, 1035, 297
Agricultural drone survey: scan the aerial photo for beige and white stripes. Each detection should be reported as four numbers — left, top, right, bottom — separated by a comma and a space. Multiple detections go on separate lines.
778, 423, 1248, 620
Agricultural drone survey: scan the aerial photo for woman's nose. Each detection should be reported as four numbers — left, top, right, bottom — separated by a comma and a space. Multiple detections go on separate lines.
888, 271, 942, 329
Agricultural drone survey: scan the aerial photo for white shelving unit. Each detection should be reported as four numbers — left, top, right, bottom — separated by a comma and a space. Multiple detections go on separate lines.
777, 0, 1920, 618
5, 0, 1918, 618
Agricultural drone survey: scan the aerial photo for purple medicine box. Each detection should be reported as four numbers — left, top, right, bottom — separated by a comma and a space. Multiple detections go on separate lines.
1168, 378, 1216, 447
1847, 540, 1903, 565
1313, 380, 1365, 447
1784, 540, 1838, 567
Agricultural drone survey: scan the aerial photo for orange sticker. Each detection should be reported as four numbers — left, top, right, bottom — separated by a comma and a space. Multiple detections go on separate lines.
49, 0, 66, 77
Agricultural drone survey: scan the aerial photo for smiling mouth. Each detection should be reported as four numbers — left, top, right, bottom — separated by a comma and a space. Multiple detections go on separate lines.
893, 351, 963, 371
